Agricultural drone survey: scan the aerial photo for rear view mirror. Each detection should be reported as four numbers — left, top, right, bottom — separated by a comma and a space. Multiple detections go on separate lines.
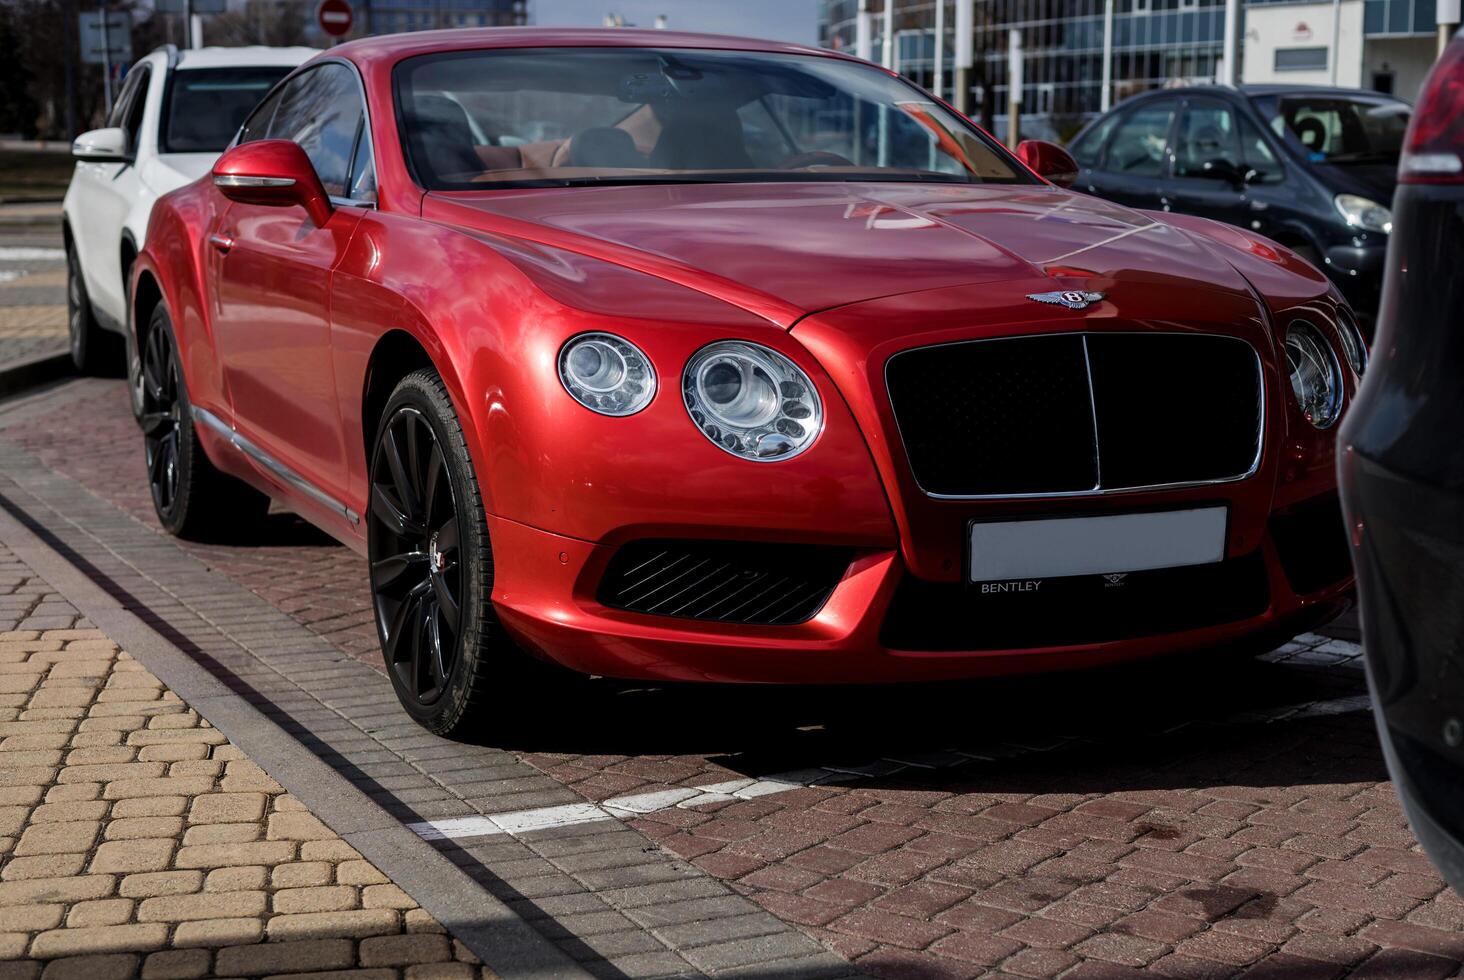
72, 127, 129, 163
1015, 140, 1079, 189
211, 139, 333, 227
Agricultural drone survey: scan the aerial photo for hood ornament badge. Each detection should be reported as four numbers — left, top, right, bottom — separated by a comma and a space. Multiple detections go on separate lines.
1028, 290, 1104, 310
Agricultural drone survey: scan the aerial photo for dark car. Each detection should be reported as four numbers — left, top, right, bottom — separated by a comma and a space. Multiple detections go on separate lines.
1068, 84, 1410, 325
1339, 39, 1464, 894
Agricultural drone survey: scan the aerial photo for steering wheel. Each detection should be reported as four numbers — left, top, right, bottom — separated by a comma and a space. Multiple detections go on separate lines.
779, 151, 855, 170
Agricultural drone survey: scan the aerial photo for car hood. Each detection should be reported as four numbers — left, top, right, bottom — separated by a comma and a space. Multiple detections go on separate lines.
147, 153, 218, 192
1313, 160, 1398, 203
423, 182, 1258, 327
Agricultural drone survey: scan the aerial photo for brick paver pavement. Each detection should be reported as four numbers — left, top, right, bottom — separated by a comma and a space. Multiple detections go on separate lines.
0, 544, 491, 979
4, 378, 1461, 979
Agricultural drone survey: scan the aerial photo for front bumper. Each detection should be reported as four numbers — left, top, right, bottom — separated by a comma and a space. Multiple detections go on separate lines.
487, 512, 1351, 684
1341, 451, 1464, 894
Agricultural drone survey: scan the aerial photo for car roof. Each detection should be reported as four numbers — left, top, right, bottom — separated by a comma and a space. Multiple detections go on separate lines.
1122, 83, 1406, 102
326, 26, 854, 69
174, 46, 318, 70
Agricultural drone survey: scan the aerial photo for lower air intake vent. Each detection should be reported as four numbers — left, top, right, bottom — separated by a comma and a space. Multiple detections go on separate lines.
598, 540, 851, 626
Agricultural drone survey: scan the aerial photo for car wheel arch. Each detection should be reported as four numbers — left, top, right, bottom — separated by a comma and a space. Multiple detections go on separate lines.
131, 268, 165, 362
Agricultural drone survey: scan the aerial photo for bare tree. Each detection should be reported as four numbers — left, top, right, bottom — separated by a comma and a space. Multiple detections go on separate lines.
205, 0, 311, 47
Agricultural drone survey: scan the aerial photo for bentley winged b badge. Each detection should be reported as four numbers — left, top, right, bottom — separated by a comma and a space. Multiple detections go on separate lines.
1027, 290, 1105, 310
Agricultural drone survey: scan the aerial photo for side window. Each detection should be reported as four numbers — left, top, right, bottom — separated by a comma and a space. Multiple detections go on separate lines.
106, 67, 146, 130
114, 67, 150, 153
1174, 101, 1241, 177
237, 87, 282, 145
1237, 115, 1283, 183
268, 64, 364, 198
347, 122, 376, 201
1068, 112, 1119, 169
1104, 101, 1176, 176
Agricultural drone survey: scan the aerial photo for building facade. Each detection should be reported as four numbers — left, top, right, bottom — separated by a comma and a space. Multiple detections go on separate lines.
361, 0, 525, 35
1244, 0, 1436, 100
820, 0, 1436, 142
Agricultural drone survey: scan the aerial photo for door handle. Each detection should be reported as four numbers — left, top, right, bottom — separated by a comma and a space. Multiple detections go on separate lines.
208, 233, 235, 254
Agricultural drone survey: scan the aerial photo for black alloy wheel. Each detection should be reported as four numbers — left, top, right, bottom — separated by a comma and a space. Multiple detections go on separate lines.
138, 305, 268, 541
141, 317, 183, 519
370, 404, 466, 708
368, 370, 523, 736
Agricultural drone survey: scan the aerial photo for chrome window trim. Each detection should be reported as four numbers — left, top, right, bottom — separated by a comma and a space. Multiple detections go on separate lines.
329, 195, 377, 209
193, 406, 360, 525
883, 330, 1266, 501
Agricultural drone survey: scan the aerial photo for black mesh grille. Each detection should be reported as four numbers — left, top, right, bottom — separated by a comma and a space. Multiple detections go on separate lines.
881, 551, 1271, 651
1087, 334, 1262, 489
886, 333, 1262, 496
1270, 492, 1353, 595
885, 335, 1098, 496
598, 540, 851, 626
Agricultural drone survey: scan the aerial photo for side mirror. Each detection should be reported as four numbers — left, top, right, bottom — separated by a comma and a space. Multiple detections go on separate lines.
211, 139, 332, 227
1199, 158, 1250, 185
72, 127, 130, 163
1015, 139, 1079, 189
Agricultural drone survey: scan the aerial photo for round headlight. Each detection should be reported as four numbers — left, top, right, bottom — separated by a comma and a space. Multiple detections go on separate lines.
558, 333, 655, 416
1285, 322, 1343, 429
683, 341, 822, 461
1334, 307, 1368, 375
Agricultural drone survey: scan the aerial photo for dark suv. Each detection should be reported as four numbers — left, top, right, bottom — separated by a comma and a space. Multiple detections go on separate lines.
1068, 85, 1410, 324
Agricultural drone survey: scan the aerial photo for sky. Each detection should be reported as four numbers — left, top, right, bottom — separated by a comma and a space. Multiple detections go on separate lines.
530, 0, 820, 45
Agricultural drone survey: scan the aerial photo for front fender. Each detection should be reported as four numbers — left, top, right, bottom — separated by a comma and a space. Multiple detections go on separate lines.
133, 182, 231, 418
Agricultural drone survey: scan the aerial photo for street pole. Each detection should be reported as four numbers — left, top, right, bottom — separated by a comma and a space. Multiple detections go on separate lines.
98, 0, 113, 109
1221, 0, 1241, 85
1007, 27, 1022, 148
1440, 0, 1460, 55
933, 0, 945, 100
953, 0, 972, 113
1330, 0, 1341, 84
182, 0, 194, 48
882, 0, 894, 69
856, 0, 872, 62
1101, 0, 1114, 111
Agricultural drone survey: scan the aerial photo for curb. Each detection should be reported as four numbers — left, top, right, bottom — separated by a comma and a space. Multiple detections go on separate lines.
0, 499, 595, 980
0, 351, 73, 399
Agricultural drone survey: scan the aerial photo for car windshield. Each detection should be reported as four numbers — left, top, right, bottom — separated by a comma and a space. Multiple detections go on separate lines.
1261, 95, 1410, 163
395, 47, 1027, 189
161, 66, 293, 153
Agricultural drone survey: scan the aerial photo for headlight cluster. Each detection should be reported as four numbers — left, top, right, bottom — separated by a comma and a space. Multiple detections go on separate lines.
684, 342, 822, 461
1334, 307, 1368, 375
558, 334, 823, 460
1334, 194, 1392, 234
1285, 322, 1343, 429
558, 333, 656, 416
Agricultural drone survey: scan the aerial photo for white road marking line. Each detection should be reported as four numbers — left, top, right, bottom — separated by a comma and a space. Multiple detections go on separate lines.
0, 247, 65, 262
0, 270, 25, 283
407, 802, 615, 840
406, 640, 1371, 845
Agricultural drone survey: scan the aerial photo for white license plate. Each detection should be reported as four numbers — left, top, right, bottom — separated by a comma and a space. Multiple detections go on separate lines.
968, 507, 1228, 583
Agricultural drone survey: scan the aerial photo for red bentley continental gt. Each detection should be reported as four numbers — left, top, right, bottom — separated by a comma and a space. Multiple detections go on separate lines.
133, 29, 1360, 734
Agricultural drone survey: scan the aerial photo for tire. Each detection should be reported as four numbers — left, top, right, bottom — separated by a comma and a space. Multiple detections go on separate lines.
66, 241, 122, 376
141, 304, 269, 541
367, 369, 519, 737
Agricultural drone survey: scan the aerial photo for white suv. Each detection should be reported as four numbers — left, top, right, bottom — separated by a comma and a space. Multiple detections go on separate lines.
64, 43, 313, 387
